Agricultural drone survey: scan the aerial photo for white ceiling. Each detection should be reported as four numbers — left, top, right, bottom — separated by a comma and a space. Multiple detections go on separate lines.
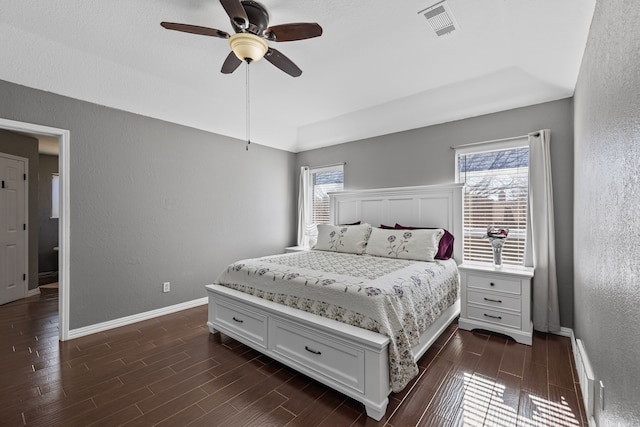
0, 0, 595, 153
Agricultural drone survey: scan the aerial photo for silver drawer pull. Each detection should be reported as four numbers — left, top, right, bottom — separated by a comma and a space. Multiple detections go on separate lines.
484, 313, 502, 320
305, 346, 321, 355
484, 297, 502, 303
232, 316, 244, 323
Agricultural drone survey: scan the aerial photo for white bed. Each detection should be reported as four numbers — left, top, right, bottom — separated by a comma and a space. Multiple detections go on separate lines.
205, 184, 463, 420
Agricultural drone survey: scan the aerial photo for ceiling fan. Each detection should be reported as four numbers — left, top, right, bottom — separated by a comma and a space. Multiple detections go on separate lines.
161, 0, 323, 77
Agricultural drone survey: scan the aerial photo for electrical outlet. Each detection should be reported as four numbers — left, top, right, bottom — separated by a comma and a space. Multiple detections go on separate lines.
163, 282, 170, 293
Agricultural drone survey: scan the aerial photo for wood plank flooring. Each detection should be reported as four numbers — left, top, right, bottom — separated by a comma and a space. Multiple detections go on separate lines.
1, 294, 586, 426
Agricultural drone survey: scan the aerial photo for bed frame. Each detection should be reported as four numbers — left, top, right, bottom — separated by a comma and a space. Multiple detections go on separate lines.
206, 184, 464, 420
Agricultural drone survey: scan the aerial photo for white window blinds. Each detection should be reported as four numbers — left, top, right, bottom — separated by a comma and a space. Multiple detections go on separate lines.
455, 139, 529, 266
310, 165, 344, 225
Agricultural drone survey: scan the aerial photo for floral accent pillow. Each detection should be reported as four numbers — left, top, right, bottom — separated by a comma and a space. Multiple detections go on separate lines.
365, 227, 444, 261
394, 224, 454, 260
313, 223, 372, 254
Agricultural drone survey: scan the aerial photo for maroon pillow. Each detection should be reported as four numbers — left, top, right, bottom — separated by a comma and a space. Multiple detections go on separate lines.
379, 224, 395, 229
394, 224, 454, 260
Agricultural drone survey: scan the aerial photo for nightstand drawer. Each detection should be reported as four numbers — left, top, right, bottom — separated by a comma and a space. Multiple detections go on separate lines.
466, 273, 521, 295
467, 289, 521, 312
467, 305, 521, 329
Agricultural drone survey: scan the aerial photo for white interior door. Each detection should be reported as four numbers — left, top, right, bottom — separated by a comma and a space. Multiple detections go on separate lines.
0, 153, 27, 305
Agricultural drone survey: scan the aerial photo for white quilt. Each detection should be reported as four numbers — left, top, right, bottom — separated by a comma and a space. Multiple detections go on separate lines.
215, 250, 459, 392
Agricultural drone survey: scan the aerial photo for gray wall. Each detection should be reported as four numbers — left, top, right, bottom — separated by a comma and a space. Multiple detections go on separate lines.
573, 0, 640, 425
0, 129, 39, 290
0, 79, 297, 329
297, 99, 575, 328
38, 154, 59, 274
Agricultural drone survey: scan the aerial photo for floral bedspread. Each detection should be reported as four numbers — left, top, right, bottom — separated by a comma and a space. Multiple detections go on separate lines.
214, 250, 459, 392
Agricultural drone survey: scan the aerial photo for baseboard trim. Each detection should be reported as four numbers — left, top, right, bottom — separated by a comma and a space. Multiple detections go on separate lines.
67, 297, 208, 340
553, 326, 574, 339
27, 288, 41, 297
556, 327, 598, 427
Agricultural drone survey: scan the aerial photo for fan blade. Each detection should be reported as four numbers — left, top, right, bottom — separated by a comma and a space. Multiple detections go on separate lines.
264, 23, 322, 42
221, 51, 243, 74
264, 48, 302, 77
220, 0, 249, 29
161, 22, 230, 39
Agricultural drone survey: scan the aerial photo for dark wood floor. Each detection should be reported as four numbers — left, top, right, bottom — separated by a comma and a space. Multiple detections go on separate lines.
1, 294, 586, 426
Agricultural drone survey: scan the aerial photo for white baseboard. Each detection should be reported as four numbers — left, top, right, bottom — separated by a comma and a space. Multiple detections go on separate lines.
68, 297, 208, 340
27, 288, 41, 297
556, 327, 598, 427
553, 326, 574, 339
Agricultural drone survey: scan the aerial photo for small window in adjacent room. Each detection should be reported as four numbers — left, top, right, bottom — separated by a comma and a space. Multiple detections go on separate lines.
51, 173, 59, 219
309, 164, 344, 225
455, 139, 529, 266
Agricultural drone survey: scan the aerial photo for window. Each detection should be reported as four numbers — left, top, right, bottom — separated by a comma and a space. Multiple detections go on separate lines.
455, 139, 528, 266
309, 164, 344, 225
51, 173, 59, 219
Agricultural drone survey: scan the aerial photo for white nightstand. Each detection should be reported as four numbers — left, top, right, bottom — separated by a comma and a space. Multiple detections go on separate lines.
458, 263, 534, 345
284, 246, 310, 253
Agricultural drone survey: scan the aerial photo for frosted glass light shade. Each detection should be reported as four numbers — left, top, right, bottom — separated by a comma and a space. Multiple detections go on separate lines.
229, 33, 268, 63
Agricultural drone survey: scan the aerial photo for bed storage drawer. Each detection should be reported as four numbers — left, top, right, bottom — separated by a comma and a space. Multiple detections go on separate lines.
213, 298, 268, 349
270, 318, 365, 394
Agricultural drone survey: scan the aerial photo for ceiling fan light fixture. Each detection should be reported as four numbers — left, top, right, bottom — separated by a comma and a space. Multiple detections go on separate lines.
229, 33, 268, 63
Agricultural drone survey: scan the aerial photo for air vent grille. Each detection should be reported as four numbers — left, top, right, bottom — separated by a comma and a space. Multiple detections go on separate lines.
419, 1, 458, 37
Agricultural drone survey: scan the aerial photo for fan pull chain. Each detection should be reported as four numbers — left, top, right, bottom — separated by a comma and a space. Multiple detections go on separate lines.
246, 61, 251, 151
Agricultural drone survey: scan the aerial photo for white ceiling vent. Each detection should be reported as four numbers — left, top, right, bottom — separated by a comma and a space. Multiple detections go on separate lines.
418, 1, 459, 37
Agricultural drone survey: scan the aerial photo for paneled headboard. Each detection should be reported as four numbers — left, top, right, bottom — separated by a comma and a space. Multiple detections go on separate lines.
330, 184, 464, 263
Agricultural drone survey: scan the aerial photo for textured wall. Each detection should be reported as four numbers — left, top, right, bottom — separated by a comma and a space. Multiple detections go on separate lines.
0, 129, 39, 290
0, 80, 297, 329
38, 154, 59, 273
297, 99, 575, 327
573, 0, 640, 425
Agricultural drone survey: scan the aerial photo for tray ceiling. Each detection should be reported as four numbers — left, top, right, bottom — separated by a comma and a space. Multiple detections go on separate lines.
0, 0, 596, 152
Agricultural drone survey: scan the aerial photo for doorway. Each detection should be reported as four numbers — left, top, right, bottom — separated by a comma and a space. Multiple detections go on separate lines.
0, 118, 70, 341
0, 152, 27, 305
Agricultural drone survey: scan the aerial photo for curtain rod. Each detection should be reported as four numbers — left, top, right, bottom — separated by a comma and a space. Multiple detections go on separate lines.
303, 162, 346, 169
450, 132, 539, 150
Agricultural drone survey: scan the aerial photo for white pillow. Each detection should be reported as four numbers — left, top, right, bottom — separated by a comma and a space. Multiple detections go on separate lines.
365, 227, 444, 261
313, 223, 372, 254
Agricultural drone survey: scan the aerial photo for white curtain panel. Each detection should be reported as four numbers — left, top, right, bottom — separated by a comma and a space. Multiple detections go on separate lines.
297, 166, 310, 247
525, 130, 561, 332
